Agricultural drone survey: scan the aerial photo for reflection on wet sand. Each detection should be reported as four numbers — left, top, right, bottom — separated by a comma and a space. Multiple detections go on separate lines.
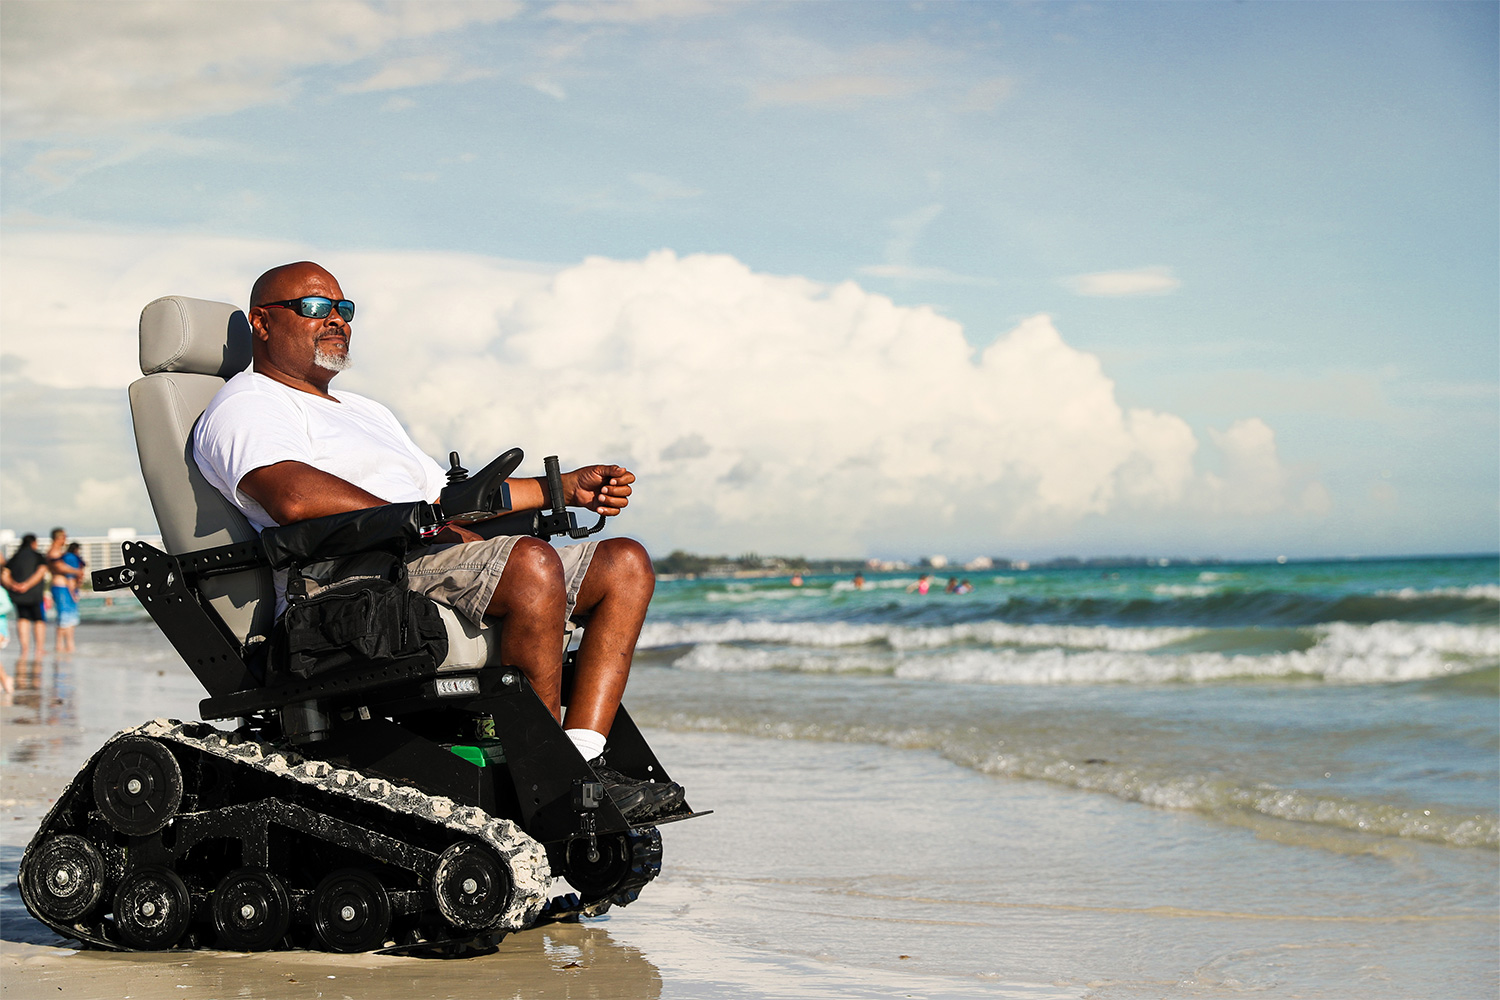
2, 921, 663, 1000
5, 650, 79, 751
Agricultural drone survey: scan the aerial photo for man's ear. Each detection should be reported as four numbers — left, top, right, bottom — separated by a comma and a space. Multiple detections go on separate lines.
247, 307, 271, 342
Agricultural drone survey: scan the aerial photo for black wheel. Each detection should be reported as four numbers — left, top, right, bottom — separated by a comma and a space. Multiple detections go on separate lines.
431, 842, 512, 931
212, 868, 291, 951
20, 834, 106, 922
113, 866, 192, 950
93, 736, 183, 836
562, 827, 662, 909
562, 833, 632, 899
312, 869, 391, 953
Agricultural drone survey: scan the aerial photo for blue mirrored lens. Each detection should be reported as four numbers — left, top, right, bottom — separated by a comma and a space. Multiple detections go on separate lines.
296, 297, 355, 321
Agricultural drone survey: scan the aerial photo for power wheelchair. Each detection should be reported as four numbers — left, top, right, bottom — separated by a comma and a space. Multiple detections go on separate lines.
18, 297, 701, 954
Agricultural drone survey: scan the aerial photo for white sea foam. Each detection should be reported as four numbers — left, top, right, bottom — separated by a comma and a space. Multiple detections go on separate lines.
656, 620, 1500, 685
967, 748, 1499, 849
639, 618, 1201, 653
1153, 584, 1217, 597
1377, 584, 1500, 601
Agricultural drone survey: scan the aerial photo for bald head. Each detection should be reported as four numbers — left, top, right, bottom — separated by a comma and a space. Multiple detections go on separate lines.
247, 261, 352, 397
251, 261, 337, 307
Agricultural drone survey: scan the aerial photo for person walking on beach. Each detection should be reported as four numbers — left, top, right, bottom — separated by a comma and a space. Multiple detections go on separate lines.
2, 534, 49, 660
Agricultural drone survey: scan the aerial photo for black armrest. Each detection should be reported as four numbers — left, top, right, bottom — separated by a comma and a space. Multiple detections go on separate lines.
260, 501, 439, 569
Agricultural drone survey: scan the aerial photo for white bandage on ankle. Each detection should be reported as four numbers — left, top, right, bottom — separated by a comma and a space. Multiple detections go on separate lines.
565, 727, 607, 762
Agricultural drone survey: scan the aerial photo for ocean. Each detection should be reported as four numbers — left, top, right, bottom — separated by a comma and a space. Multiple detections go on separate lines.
629, 555, 1500, 854
3, 553, 1495, 998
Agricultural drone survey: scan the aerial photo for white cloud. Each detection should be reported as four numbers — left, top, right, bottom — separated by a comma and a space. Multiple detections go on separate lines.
24, 147, 95, 185
342, 54, 495, 94
545, 0, 716, 24
0, 1, 519, 135
0, 232, 1316, 552
1063, 266, 1182, 297
526, 77, 569, 101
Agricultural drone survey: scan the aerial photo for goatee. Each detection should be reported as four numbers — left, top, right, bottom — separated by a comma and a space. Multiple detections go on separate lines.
314, 347, 351, 372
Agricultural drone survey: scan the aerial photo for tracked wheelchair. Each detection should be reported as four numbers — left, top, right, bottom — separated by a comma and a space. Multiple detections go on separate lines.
18, 296, 701, 954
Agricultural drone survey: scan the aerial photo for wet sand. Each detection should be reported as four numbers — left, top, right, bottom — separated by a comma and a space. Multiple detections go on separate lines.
3, 625, 1497, 999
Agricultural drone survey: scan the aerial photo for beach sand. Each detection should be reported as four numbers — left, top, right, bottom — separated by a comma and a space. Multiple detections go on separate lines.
2, 625, 1495, 999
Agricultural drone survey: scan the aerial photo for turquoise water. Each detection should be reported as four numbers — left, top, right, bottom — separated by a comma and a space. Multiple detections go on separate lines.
628, 555, 1500, 852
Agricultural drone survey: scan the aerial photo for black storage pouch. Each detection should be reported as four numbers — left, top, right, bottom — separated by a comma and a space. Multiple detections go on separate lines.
269, 550, 449, 681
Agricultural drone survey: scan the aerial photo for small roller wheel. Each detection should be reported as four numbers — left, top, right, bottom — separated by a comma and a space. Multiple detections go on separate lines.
20, 834, 106, 922
431, 841, 512, 931
113, 866, 192, 950
93, 736, 183, 836
312, 869, 391, 953
562, 832, 632, 899
212, 868, 291, 951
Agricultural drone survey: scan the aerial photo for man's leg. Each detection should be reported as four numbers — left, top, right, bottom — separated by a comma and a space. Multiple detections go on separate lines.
482, 537, 568, 721
562, 538, 655, 738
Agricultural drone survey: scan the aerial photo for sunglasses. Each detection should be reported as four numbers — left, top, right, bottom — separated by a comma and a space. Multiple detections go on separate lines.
257, 296, 356, 322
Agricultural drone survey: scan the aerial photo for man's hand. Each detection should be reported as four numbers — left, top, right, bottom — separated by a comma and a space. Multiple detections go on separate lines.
565, 465, 635, 516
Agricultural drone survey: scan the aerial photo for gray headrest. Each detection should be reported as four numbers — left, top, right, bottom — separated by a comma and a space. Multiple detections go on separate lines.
139, 296, 252, 377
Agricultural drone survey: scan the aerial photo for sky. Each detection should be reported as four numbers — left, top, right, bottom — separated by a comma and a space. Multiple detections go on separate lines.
1, 0, 1496, 563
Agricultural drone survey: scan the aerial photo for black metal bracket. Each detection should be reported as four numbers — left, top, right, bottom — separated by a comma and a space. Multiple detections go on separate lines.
109, 540, 262, 697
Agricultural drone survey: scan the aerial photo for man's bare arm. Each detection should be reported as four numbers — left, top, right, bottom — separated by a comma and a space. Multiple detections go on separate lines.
239, 461, 389, 525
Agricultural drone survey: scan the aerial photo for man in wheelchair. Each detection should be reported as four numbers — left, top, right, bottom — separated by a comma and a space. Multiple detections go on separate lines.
193, 260, 679, 822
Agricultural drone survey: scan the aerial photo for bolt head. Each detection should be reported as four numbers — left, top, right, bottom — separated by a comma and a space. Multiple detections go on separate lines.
340, 904, 356, 922
462, 877, 479, 895
140, 900, 157, 918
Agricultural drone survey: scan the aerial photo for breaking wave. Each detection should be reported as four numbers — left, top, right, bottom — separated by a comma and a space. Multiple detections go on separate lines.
643, 619, 1500, 686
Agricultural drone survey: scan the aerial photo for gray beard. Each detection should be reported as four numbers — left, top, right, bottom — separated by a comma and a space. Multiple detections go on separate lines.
314, 347, 351, 372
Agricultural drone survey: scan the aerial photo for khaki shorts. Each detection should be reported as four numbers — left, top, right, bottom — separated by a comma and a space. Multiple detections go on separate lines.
403, 537, 599, 627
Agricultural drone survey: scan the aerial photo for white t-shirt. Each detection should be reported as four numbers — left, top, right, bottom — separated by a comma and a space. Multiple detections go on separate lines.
193, 371, 447, 531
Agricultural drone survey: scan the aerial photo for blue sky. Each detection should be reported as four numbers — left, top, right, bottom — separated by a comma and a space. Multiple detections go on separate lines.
2, 1, 1496, 561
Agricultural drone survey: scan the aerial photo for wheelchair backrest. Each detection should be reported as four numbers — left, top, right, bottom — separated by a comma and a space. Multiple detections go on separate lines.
132, 296, 274, 646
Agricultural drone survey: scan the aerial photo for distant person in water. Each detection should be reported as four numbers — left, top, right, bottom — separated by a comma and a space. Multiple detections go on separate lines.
790, 572, 804, 587
945, 577, 959, 594
955, 579, 974, 595
907, 573, 932, 595
852, 572, 865, 590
